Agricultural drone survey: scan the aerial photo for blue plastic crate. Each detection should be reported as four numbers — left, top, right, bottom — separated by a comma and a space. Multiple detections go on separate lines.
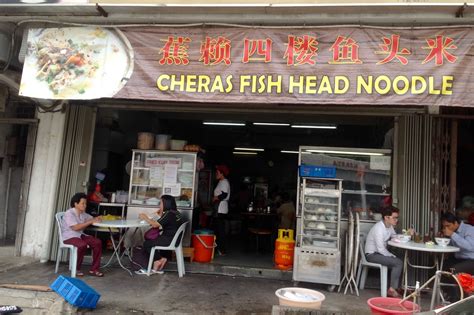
299, 165, 336, 178
50, 275, 100, 309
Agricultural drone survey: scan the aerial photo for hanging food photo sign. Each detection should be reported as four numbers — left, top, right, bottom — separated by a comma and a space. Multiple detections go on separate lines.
19, 25, 474, 107
19, 27, 134, 100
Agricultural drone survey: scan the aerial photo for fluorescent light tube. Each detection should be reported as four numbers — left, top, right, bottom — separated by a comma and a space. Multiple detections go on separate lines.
233, 151, 258, 155
291, 124, 337, 129
234, 147, 264, 152
203, 122, 245, 126
280, 150, 299, 154
253, 122, 290, 126
305, 149, 384, 156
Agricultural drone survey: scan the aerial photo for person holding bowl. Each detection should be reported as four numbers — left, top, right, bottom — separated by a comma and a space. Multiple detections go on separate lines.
440, 212, 474, 274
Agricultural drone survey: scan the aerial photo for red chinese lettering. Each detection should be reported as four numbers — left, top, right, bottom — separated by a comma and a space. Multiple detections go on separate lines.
376, 35, 411, 65
422, 35, 457, 66
242, 38, 272, 63
199, 36, 232, 65
159, 36, 191, 65
329, 36, 362, 64
284, 35, 318, 66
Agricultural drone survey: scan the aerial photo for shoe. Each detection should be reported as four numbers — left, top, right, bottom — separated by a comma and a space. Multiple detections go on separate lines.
88, 270, 104, 277
134, 269, 150, 276
151, 269, 164, 275
387, 288, 400, 298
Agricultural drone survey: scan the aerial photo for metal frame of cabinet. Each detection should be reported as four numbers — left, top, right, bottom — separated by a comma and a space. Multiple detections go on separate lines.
128, 149, 197, 246
294, 175, 343, 285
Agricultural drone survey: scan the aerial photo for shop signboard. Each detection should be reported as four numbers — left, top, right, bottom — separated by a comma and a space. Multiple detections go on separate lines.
19, 26, 474, 107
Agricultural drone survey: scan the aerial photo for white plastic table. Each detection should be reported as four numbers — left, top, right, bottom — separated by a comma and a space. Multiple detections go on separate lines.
93, 219, 149, 275
388, 240, 459, 298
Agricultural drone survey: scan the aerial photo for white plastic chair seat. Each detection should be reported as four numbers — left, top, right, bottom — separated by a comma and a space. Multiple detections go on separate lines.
55, 212, 79, 278
356, 236, 388, 298
147, 221, 188, 278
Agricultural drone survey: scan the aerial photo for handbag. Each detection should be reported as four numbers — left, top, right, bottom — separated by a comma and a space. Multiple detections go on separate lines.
144, 228, 160, 240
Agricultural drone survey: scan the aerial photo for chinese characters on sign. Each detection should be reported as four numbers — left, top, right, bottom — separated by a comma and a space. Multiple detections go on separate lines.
158, 34, 457, 66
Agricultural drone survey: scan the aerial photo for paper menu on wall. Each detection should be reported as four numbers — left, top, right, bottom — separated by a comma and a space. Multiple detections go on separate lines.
149, 166, 164, 186
370, 156, 391, 171
163, 183, 181, 196
164, 164, 178, 184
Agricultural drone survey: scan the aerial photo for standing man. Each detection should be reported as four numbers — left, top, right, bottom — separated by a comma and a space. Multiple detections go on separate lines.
440, 212, 474, 274
365, 206, 403, 297
213, 165, 230, 255
62, 192, 104, 277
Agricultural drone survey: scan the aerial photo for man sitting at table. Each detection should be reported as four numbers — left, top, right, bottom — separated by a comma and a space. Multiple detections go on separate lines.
62, 192, 104, 277
440, 212, 474, 275
365, 206, 403, 297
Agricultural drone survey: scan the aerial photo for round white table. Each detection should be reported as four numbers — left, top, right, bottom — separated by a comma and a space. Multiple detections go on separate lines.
93, 219, 150, 275
388, 240, 459, 302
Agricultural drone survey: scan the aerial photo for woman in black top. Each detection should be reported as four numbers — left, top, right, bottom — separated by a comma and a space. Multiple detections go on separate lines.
135, 195, 182, 273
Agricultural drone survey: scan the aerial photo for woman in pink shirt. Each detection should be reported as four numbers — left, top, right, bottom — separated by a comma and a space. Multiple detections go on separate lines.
62, 193, 104, 277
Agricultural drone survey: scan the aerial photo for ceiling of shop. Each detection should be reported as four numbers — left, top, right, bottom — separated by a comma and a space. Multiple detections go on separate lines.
100, 108, 393, 152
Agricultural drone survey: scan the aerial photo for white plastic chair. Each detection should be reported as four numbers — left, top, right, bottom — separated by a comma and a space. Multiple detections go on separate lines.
356, 234, 388, 297
54, 212, 79, 278
147, 221, 188, 278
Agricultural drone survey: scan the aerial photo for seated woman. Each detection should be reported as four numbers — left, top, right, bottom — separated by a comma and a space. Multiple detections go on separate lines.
62, 192, 104, 277
132, 195, 182, 274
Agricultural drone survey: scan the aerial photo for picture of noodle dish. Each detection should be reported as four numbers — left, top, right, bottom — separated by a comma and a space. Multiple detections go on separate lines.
20, 27, 133, 100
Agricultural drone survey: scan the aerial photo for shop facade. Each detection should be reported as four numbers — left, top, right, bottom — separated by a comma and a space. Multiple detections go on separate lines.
0, 3, 472, 283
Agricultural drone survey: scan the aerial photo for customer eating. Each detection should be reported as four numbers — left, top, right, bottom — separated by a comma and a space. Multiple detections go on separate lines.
364, 206, 403, 297
132, 194, 183, 274
440, 212, 474, 274
61, 192, 104, 277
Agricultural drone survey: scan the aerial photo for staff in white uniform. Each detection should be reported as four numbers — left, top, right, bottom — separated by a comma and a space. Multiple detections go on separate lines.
213, 165, 230, 255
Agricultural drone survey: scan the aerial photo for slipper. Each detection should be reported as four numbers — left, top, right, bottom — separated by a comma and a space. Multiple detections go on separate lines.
151, 269, 164, 275
76, 271, 84, 277
134, 269, 150, 276
88, 270, 104, 277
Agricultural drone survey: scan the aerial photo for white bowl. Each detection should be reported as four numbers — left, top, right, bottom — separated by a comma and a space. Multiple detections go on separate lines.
435, 237, 450, 247
396, 234, 411, 243
275, 288, 325, 310
316, 223, 326, 230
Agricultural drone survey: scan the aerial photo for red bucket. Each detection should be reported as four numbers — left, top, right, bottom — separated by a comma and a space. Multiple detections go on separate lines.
367, 297, 420, 315
192, 233, 216, 263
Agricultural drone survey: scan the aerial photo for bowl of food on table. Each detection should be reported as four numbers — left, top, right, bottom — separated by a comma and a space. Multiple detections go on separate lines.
395, 234, 411, 243
435, 237, 450, 247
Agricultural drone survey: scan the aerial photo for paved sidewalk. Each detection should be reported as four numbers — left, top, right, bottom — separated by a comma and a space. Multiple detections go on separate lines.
0, 254, 431, 314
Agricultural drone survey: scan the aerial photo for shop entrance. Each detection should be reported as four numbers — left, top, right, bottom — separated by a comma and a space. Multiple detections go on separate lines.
88, 107, 394, 270
0, 118, 36, 257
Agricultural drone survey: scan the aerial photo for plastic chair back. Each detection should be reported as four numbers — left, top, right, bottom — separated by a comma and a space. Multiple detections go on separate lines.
147, 222, 188, 277
54, 212, 78, 278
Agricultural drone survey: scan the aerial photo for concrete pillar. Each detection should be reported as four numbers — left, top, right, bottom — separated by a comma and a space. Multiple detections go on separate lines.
20, 111, 66, 261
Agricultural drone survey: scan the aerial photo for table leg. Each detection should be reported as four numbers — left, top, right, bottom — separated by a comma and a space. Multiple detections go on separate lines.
403, 250, 408, 298
430, 270, 441, 310
102, 228, 133, 276
101, 229, 118, 268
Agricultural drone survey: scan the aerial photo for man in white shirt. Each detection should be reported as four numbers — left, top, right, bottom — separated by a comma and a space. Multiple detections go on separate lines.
365, 206, 403, 297
213, 164, 230, 255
